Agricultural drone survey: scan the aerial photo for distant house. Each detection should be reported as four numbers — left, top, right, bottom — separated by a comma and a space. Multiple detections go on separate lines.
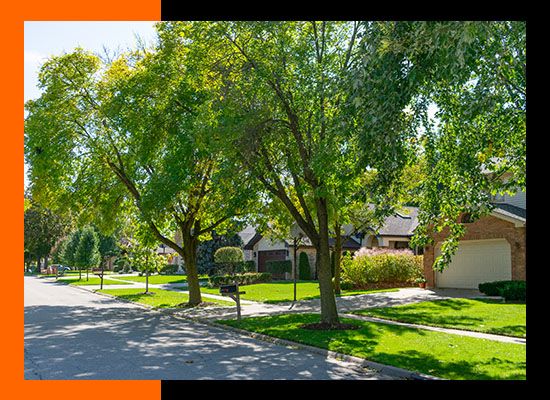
423, 179, 526, 289
240, 207, 421, 279
362, 206, 420, 251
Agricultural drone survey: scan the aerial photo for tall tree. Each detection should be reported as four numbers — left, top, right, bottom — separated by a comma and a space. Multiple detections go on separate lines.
24, 201, 67, 272
348, 21, 526, 270
75, 225, 101, 281
179, 21, 412, 325
24, 31, 256, 305
62, 229, 83, 278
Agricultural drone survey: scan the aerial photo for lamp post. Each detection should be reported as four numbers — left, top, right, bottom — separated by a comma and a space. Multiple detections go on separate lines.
290, 223, 304, 307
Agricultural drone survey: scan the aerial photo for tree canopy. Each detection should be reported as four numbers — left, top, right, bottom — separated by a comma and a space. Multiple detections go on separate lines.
24, 21, 525, 325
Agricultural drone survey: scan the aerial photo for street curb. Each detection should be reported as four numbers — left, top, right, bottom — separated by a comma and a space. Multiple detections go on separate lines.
173, 313, 441, 381
72, 282, 440, 380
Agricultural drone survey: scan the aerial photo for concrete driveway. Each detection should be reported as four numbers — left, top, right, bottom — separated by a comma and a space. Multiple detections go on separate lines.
24, 277, 395, 380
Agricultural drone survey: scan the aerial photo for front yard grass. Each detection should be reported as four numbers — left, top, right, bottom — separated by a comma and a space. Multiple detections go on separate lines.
113, 274, 209, 285
218, 313, 526, 380
56, 276, 122, 286
98, 288, 233, 308
352, 298, 526, 338
200, 281, 397, 303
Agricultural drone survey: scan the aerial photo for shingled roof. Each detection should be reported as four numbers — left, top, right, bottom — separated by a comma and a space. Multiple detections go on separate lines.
376, 206, 419, 237
492, 203, 526, 221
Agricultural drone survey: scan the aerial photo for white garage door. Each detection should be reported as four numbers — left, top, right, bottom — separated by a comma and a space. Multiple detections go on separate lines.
436, 239, 512, 289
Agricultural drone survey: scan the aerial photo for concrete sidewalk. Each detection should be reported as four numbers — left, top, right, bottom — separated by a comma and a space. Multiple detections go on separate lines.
55, 278, 523, 345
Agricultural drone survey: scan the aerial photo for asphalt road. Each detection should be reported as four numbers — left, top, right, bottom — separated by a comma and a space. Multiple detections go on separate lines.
24, 276, 394, 380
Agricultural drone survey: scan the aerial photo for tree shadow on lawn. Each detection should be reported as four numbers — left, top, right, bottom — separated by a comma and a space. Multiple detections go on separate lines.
230, 314, 525, 380
358, 298, 526, 335
487, 325, 526, 338
362, 309, 485, 329
373, 350, 526, 380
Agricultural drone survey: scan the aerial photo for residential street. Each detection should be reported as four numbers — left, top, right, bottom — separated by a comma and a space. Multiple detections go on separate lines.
24, 277, 394, 380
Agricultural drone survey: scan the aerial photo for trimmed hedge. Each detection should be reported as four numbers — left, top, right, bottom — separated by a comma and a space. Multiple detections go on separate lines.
207, 272, 272, 288
265, 260, 292, 274
243, 260, 256, 273
298, 252, 311, 280
478, 280, 526, 301
341, 252, 423, 289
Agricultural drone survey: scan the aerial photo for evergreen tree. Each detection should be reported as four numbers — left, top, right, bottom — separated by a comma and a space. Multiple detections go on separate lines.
75, 226, 101, 281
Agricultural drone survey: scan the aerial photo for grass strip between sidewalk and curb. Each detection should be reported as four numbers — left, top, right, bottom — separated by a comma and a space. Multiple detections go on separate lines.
76, 284, 426, 380
175, 313, 434, 380
216, 313, 526, 380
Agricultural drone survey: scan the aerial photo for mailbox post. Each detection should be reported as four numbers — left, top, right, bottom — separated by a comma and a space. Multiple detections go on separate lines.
219, 284, 246, 320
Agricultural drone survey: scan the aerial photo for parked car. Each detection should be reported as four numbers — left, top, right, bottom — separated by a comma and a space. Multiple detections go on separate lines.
49, 264, 71, 275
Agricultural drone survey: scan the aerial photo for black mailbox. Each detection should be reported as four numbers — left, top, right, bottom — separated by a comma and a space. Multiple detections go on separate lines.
219, 284, 237, 294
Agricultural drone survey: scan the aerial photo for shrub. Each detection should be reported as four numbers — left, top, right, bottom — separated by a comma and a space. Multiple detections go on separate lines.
159, 264, 179, 275
207, 272, 272, 288
214, 247, 245, 264
214, 246, 245, 274
196, 233, 244, 274
298, 252, 311, 280
265, 260, 292, 274
242, 260, 256, 273
479, 280, 526, 301
341, 248, 423, 289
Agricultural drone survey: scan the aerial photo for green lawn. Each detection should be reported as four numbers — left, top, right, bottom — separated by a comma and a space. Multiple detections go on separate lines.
219, 313, 526, 380
200, 281, 398, 303
352, 298, 526, 338
113, 274, 209, 285
56, 276, 122, 286
98, 288, 233, 308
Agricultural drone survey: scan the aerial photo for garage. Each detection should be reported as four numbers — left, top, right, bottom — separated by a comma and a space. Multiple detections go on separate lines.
257, 250, 288, 273
435, 239, 512, 289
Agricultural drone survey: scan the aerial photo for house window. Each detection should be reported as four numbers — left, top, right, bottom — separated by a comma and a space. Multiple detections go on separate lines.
253, 252, 256, 258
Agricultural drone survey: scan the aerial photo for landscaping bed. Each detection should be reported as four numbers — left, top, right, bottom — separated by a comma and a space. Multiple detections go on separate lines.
352, 298, 526, 338
218, 313, 526, 380
98, 288, 233, 308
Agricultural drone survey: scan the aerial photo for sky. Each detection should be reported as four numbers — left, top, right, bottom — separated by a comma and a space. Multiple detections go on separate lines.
25, 21, 158, 103
24, 21, 158, 188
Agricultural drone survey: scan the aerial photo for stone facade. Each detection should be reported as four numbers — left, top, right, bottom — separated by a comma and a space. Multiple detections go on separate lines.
423, 214, 526, 288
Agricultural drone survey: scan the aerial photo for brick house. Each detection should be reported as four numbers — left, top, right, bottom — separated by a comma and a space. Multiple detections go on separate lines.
423, 188, 526, 289
240, 208, 421, 279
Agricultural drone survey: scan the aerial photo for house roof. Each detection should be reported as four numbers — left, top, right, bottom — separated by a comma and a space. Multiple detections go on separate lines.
243, 232, 263, 250
375, 207, 419, 237
491, 203, 526, 222
240, 227, 362, 250
296, 236, 361, 250
238, 225, 258, 248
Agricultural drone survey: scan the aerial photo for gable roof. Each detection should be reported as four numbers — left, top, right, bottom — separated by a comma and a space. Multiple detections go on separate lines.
491, 202, 526, 225
238, 225, 258, 249
243, 232, 263, 250
376, 206, 419, 237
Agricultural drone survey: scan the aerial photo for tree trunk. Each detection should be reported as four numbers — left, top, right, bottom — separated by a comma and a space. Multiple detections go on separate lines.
315, 197, 340, 325
334, 224, 342, 295
145, 270, 149, 294
181, 235, 202, 306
